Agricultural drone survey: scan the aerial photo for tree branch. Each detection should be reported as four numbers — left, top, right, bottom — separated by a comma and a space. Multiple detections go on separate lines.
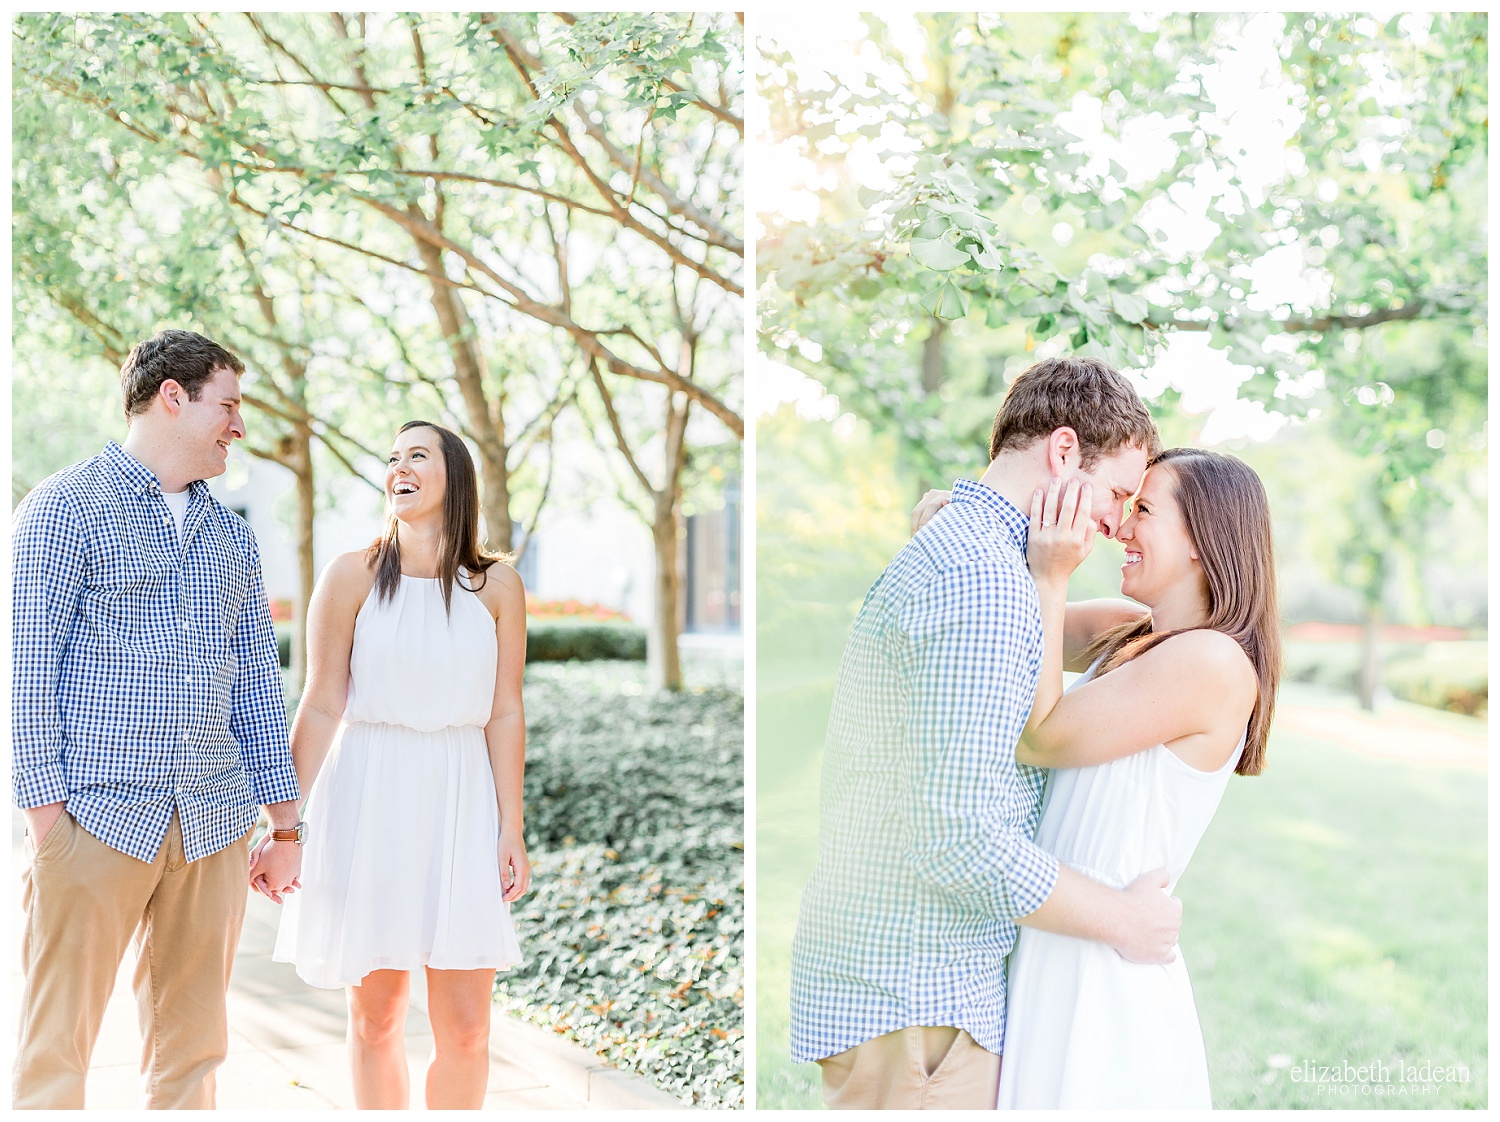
239, 391, 384, 489
244, 13, 354, 116
227, 192, 500, 300
509, 363, 584, 465
572, 105, 742, 252
513, 439, 556, 565
552, 10, 743, 135
589, 358, 657, 497
492, 24, 742, 296
1142, 299, 1437, 335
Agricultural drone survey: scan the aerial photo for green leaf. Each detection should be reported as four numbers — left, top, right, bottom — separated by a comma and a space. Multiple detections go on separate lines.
914, 216, 948, 240
970, 245, 1006, 270
1110, 290, 1150, 323
909, 238, 971, 271
920, 281, 970, 319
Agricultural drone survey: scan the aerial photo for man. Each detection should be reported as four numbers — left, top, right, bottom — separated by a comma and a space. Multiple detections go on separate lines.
12, 330, 305, 1109
789, 356, 1178, 1109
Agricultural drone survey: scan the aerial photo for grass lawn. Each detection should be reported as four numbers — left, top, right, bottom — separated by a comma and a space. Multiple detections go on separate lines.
756, 671, 1487, 1110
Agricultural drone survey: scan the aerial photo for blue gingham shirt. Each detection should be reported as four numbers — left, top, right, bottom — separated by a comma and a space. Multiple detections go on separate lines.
790, 479, 1059, 1062
11, 442, 300, 863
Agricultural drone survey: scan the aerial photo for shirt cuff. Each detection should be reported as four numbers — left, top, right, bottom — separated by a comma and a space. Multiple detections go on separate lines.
13, 763, 70, 810
248, 765, 302, 808
1003, 848, 1061, 920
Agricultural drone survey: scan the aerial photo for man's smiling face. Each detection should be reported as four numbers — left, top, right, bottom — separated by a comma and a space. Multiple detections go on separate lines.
175, 365, 245, 481
1068, 444, 1150, 539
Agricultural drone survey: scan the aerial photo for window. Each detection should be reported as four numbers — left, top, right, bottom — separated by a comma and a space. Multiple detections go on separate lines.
510, 521, 539, 588
684, 475, 741, 633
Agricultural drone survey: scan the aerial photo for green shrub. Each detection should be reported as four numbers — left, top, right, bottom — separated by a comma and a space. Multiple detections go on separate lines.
497, 660, 744, 1109
1283, 640, 1359, 690
1384, 645, 1488, 718
526, 620, 647, 662
1283, 640, 1489, 717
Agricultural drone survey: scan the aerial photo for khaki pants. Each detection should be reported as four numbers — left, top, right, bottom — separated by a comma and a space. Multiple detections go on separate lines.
13, 810, 251, 1110
818, 1026, 1002, 1110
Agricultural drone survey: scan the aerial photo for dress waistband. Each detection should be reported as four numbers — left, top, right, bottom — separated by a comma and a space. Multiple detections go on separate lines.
341, 720, 487, 734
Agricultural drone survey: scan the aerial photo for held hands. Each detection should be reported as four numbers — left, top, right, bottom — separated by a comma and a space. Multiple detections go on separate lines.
910, 489, 953, 535
499, 828, 532, 903
1112, 868, 1183, 964
1027, 477, 1095, 586
248, 835, 303, 905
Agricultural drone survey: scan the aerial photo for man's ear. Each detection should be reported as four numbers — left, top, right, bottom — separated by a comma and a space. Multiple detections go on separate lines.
1046, 427, 1080, 475
157, 378, 186, 416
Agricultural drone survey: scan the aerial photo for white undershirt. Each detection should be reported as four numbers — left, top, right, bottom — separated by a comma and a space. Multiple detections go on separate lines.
161, 488, 190, 541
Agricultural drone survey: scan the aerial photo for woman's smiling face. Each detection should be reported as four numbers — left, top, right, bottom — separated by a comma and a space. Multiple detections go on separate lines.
385, 426, 446, 522
1116, 464, 1200, 606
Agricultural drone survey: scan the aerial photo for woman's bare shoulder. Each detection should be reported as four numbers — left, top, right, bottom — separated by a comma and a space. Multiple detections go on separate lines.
318, 550, 378, 604
1153, 628, 1258, 698
472, 560, 525, 620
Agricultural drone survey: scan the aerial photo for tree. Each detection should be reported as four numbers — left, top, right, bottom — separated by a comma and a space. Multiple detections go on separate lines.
15, 11, 744, 691
759, 12, 1487, 705
12, 94, 395, 686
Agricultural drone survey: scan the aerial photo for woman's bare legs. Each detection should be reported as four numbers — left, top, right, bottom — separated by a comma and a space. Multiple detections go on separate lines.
424, 967, 496, 1109
347, 969, 411, 1109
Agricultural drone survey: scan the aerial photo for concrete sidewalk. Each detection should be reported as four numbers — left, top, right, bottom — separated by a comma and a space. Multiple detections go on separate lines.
11, 814, 682, 1111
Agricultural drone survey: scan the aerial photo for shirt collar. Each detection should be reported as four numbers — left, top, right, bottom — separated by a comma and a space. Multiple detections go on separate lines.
102, 441, 208, 500
951, 478, 1029, 554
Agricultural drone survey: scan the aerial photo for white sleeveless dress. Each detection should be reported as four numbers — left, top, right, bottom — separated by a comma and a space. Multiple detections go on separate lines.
996, 661, 1244, 1108
273, 573, 523, 988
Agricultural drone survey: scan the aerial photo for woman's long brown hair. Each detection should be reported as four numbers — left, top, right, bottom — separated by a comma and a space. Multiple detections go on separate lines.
366, 420, 503, 614
1083, 448, 1282, 775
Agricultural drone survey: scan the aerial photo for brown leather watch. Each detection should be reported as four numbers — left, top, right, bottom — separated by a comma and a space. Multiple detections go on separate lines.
269, 821, 307, 845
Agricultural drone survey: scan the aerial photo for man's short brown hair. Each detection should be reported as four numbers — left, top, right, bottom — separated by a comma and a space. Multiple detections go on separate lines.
988, 355, 1161, 466
120, 330, 245, 418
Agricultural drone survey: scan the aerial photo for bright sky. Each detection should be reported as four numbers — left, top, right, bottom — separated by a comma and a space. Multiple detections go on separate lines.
753, 13, 1411, 445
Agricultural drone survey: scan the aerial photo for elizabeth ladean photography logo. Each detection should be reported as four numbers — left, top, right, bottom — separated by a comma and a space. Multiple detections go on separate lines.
1277, 1056, 1472, 1098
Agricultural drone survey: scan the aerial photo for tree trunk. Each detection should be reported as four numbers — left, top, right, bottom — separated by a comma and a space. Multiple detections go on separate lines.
917, 317, 948, 497
647, 388, 692, 692
921, 317, 947, 394
413, 238, 513, 551
1355, 489, 1398, 712
648, 491, 683, 692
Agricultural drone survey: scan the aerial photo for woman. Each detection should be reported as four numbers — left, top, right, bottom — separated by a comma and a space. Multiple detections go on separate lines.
256, 420, 531, 1109
916, 447, 1280, 1107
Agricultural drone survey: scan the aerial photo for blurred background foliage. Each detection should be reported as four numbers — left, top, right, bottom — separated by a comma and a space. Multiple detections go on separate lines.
758, 10, 1486, 708
13, 10, 743, 692
755, 11, 1486, 1110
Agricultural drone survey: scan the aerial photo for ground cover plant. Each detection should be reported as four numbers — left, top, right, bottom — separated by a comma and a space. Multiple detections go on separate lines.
498, 659, 744, 1109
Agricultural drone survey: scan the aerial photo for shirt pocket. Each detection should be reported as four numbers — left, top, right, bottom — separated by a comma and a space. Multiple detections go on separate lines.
80, 549, 170, 651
